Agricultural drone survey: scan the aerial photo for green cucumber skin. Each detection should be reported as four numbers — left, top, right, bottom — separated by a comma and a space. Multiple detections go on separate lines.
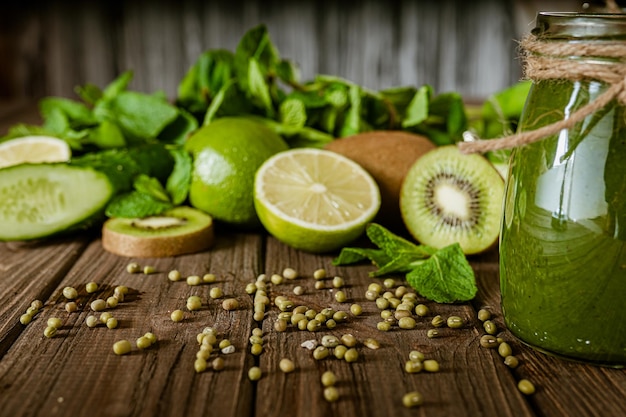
0, 144, 175, 241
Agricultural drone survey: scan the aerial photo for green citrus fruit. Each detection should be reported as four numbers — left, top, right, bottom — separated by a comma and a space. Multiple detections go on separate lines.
254, 148, 381, 253
185, 117, 288, 228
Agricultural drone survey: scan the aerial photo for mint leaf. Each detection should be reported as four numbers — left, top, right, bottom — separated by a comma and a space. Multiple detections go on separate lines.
90, 120, 126, 148
166, 148, 192, 205
333, 223, 477, 303
133, 174, 170, 203
105, 191, 173, 218
333, 247, 391, 268
110, 91, 179, 139
406, 243, 477, 303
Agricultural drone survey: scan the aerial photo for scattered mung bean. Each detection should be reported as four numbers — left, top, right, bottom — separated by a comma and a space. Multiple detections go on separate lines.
321, 370, 336, 387
194, 358, 207, 373
222, 298, 239, 311
313, 269, 326, 280
334, 345, 348, 360
248, 366, 262, 381
334, 291, 347, 303
136, 336, 152, 349
405, 360, 423, 373
498, 342, 513, 358
517, 379, 536, 395
62, 287, 78, 300
480, 334, 499, 349
167, 270, 181, 282
143, 265, 156, 275
363, 338, 381, 350
106, 317, 118, 329
187, 296, 203, 311
350, 304, 363, 316
504, 355, 519, 368
344, 348, 359, 363
31, 300, 43, 310
279, 358, 295, 373
431, 315, 444, 327
483, 320, 497, 335
186, 275, 202, 286
402, 391, 424, 408
323, 386, 339, 402
85, 316, 99, 328
126, 262, 140, 273
212, 357, 225, 371
332, 276, 344, 288
203, 273, 216, 283
283, 268, 298, 280
19, 314, 32, 325
447, 316, 464, 329
427, 329, 439, 338
477, 308, 492, 322
170, 310, 184, 322
47, 317, 63, 329
209, 287, 223, 299
65, 302, 78, 313
86, 282, 99, 293
377, 321, 391, 332
423, 359, 440, 372
106, 296, 119, 308
293, 286, 304, 296
321, 335, 340, 348
113, 339, 132, 355
314, 281, 325, 290
313, 346, 330, 360
43, 326, 57, 338
341, 334, 357, 347
409, 350, 425, 362
251, 343, 263, 356
398, 317, 417, 330
90, 299, 107, 312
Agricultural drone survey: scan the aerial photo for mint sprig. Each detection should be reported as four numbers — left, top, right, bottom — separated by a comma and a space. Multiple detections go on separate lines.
333, 223, 477, 303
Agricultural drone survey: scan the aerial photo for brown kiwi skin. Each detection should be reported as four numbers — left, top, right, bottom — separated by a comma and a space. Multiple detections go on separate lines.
101, 210, 214, 258
324, 131, 436, 233
102, 224, 214, 258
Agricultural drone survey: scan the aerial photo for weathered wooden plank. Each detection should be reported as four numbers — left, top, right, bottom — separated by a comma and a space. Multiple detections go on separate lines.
0, 238, 90, 356
0, 232, 261, 417
473, 254, 626, 417
256, 237, 534, 417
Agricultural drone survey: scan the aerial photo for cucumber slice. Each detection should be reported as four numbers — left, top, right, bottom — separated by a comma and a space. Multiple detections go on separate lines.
0, 163, 114, 241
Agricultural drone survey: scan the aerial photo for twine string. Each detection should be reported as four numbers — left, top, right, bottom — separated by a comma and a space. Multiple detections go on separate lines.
459, 34, 626, 154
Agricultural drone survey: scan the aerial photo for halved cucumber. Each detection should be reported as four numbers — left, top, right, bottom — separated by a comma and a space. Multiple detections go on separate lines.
0, 163, 114, 241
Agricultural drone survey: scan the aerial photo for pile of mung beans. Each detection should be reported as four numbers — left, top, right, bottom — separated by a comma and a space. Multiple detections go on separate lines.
24, 261, 537, 410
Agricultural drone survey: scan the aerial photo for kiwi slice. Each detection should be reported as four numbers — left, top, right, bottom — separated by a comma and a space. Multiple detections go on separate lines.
102, 206, 214, 258
400, 145, 504, 255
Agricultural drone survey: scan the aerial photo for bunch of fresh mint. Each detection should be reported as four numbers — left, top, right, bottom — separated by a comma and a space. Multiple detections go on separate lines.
333, 223, 477, 303
176, 24, 468, 148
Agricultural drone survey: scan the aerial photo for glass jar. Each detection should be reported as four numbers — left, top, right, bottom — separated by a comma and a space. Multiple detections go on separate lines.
500, 12, 626, 367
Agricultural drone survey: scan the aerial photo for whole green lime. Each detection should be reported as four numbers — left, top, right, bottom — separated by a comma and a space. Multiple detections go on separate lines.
185, 117, 288, 229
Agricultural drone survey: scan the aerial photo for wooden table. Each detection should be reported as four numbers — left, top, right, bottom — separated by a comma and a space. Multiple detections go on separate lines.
0, 107, 625, 417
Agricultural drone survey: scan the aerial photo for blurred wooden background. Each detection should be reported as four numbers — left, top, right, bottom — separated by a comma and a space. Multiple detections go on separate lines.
0, 0, 619, 104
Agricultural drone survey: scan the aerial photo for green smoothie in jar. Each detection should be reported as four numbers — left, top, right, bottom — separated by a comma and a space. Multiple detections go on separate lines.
499, 12, 626, 367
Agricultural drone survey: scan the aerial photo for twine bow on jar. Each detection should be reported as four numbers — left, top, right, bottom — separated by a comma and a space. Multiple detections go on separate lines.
459, 32, 626, 154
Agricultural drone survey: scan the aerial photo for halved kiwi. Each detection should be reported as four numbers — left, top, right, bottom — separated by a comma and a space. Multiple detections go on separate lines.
399, 145, 504, 255
102, 206, 214, 258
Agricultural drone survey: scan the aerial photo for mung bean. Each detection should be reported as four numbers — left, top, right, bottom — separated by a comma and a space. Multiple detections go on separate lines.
167, 270, 181, 282
170, 309, 184, 322
423, 359, 440, 372
402, 391, 424, 408
279, 358, 295, 373
113, 340, 132, 355
323, 386, 339, 402
62, 287, 78, 300
517, 379, 536, 395
126, 262, 140, 273
321, 370, 336, 387
86, 282, 99, 293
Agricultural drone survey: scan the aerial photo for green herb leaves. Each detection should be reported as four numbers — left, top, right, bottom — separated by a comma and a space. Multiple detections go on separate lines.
175, 25, 469, 149
2, 71, 198, 152
333, 224, 477, 303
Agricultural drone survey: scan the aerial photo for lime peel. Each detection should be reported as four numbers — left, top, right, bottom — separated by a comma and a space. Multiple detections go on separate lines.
254, 148, 380, 253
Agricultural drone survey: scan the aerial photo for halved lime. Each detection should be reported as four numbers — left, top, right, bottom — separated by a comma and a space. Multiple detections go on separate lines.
0, 136, 71, 169
254, 148, 381, 253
